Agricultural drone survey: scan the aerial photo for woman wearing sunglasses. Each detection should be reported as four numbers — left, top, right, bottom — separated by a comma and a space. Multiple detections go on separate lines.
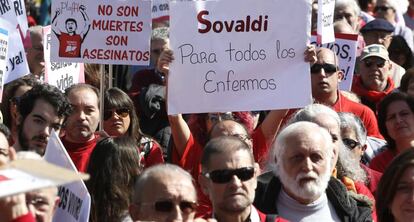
370, 92, 414, 173
103, 87, 164, 168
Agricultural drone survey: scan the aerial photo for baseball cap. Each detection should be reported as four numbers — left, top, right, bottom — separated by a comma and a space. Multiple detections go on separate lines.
360, 44, 389, 61
360, 19, 395, 33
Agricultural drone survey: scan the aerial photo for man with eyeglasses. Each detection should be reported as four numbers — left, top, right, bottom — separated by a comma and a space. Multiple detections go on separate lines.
374, 0, 414, 53
254, 121, 373, 221
352, 44, 395, 113
360, 18, 407, 87
199, 136, 287, 222
339, 112, 383, 195
310, 48, 382, 139
129, 164, 213, 222
13, 84, 71, 155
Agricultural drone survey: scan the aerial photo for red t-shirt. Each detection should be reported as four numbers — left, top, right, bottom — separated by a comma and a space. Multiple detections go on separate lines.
61, 134, 100, 173
171, 128, 268, 217
11, 213, 35, 222
58, 32, 82, 57
333, 92, 383, 139
369, 148, 396, 173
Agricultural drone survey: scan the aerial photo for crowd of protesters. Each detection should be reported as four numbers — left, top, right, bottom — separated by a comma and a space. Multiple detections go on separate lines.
4, 0, 414, 221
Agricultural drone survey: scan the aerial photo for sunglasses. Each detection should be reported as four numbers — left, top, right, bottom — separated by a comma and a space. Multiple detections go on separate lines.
208, 112, 233, 123
342, 138, 361, 150
374, 6, 394, 12
310, 63, 338, 74
363, 59, 385, 68
103, 108, 129, 120
204, 167, 255, 184
142, 200, 198, 214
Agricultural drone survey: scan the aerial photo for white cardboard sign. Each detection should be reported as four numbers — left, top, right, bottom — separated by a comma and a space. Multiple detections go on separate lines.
0, 24, 8, 101
50, 0, 152, 65
311, 33, 359, 91
44, 130, 91, 222
316, 0, 335, 44
44, 26, 84, 92
167, 0, 312, 114
1, 18, 29, 84
152, 0, 169, 23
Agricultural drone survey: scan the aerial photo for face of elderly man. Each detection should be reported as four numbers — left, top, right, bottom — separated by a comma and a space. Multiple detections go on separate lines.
335, 4, 359, 31
359, 56, 392, 91
276, 123, 332, 204
130, 169, 197, 222
26, 187, 59, 222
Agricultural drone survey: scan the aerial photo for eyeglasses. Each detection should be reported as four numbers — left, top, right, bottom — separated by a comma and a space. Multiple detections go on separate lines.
204, 167, 255, 184
310, 63, 338, 74
342, 138, 361, 150
141, 200, 198, 214
208, 112, 233, 123
363, 59, 386, 68
103, 108, 129, 120
374, 5, 394, 12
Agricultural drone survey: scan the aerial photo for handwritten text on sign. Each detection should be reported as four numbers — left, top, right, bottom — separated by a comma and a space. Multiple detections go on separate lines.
167, 0, 312, 114
311, 33, 358, 91
51, 0, 151, 65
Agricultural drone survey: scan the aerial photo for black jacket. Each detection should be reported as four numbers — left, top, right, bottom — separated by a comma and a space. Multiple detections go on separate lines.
254, 172, 373, 222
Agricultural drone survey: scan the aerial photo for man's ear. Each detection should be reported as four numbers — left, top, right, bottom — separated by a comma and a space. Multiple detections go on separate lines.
198, 174, 210, 196
361, 144, 367, 152
337, 70, 344, 82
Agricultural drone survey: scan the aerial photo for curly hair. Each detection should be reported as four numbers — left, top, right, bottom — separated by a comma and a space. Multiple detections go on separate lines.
1, 76, 39, 129
18, 84, 72, 123
377, 92, 414, 150
86, 136, 143, 222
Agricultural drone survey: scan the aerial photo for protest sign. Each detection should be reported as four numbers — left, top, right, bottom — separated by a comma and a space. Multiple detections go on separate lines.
316, 0, 335, 44
311, 33, 359, 91
50, 0, 152, 65
0, 25, 8, 101
0, 159, 89, 198
44, 26, 84, 92
0, 18, 29, 84
152, 0, 169, 23
44, 130, 90, 222
167, 0, 312, 114
0, 0, 28, 38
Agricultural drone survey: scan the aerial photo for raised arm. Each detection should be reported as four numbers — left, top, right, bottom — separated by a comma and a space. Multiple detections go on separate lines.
79, 5, 91, 41
159, 49, 191, 157
51, 8, 61, 36
258, 109, 289, 145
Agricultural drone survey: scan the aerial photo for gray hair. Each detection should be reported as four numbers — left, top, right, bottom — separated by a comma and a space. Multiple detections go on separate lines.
268, 121, 334, 174
288, 104, 341, 127
338, 112, 368, 145
336, 142, 368, 183
335, 0, 361, 17
132, 164, 194, 203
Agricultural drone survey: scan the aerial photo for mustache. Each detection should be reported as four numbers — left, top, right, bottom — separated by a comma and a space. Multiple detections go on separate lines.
296, 171, 318, 182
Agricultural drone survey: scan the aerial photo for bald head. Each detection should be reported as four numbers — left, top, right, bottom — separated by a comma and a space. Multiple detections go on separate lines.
316, 48, 339, 66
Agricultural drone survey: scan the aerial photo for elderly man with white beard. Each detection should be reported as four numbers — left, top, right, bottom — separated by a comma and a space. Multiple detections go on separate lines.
254, 121, 373, 221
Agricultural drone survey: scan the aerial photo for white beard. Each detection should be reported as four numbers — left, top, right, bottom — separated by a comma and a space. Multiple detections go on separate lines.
276, 164, 331, 201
